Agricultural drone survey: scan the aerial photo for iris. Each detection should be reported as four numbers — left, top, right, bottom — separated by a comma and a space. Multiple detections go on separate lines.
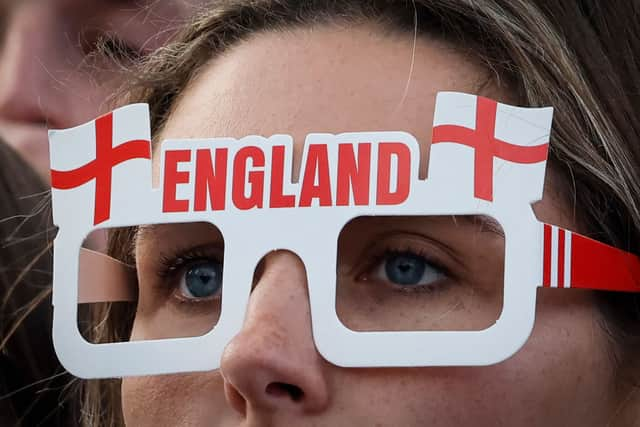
184, 260, 222, 298
384, 252, 427, 286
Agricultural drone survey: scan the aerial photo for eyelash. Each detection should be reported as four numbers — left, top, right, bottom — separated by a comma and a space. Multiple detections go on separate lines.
146, 249, 221, 321
357, 243, 454, 294
155, 241, 453, 298
157, 247, 220, 281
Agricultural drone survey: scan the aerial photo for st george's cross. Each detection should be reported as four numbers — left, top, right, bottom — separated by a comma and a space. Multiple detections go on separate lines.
50, 111, 151, 225
431, 95, 549, 201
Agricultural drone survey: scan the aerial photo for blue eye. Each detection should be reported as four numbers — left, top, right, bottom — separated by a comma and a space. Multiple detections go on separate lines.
377, 251, 445, 287
180, 260, 223, 299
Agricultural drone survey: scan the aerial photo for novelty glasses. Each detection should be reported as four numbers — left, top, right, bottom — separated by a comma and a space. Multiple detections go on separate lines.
48, 92, 640, 379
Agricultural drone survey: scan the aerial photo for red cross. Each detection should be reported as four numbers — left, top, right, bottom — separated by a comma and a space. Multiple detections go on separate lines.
51, 112, 151, 225
431, 96, 549, 201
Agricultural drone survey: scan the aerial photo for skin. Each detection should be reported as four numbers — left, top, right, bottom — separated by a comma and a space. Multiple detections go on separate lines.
123, 25, 622, 426
0, 0, 203, 178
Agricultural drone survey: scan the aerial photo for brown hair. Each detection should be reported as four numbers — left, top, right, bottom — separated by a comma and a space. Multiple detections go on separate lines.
0, 139, 78, 425
84, 1, 640, 425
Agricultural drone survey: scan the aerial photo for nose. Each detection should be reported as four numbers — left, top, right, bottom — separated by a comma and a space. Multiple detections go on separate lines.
0, 3, 67, 127
220, 251, 330, 416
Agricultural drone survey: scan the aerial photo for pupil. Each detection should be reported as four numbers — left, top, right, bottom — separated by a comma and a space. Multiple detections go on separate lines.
385, 253, 426, 285
185, 261, 222, 298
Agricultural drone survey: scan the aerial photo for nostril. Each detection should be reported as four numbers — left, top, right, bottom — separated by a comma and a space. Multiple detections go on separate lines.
265, 382, 304, 402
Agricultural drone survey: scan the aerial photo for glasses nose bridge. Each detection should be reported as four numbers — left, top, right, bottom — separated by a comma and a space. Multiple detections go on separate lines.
225, 208, 342, 254
221, 212, 342, 301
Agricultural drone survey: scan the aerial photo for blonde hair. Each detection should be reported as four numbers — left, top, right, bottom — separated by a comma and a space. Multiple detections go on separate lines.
83, 1, 640, 425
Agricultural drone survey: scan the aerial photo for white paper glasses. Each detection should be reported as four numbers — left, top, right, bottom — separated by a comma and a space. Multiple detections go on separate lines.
49, 92, 640, 379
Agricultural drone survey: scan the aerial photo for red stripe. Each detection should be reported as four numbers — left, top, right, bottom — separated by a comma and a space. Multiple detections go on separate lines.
51, 159, 101, 189
474, 97, 496, 200
94, 113, 113, 225
543, 224, 551, 287
570, 230, 640, 292
432, 125, 476, 145
432, 125, 549, 162
50, 140, 150, 188
493, 140, 549, 163
557, 229, 565, 287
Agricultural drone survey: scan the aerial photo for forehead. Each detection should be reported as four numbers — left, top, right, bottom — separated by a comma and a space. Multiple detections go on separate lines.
160, 25, 495, 148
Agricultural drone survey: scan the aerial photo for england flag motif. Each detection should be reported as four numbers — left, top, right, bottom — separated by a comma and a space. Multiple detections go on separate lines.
48, 104, 153, 230
429, 92, 552, 204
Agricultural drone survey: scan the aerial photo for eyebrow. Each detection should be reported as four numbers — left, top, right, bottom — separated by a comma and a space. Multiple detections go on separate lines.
135, 223, 159, 244
136, 214, 505, 245
455, 215, 505, 237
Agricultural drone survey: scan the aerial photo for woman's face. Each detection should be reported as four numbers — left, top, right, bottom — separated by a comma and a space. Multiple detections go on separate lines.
122, 25, 620, 426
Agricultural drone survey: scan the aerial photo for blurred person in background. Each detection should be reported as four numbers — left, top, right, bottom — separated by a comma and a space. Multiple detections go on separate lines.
0, 0, 206, 179
0, 1, 207, 425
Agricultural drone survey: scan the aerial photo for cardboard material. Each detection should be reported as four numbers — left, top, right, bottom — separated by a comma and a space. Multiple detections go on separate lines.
48, 93, 640, 379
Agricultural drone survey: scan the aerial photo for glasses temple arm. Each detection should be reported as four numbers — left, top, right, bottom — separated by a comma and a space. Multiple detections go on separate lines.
539, 223, 640, 292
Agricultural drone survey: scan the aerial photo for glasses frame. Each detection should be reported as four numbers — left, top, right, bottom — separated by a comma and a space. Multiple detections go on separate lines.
49, 94, 639, 379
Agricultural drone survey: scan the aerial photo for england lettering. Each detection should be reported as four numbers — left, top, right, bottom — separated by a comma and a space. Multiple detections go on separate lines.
161, 140, 411, 212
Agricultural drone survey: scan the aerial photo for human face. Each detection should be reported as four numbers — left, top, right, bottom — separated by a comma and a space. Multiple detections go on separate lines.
123, 25, 620, 426
0, 0, 202, 177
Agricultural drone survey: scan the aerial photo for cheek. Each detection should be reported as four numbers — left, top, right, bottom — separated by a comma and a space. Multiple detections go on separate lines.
331, 293, 615, 427
120, 293, 615, 426
121, 372, 236, 427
